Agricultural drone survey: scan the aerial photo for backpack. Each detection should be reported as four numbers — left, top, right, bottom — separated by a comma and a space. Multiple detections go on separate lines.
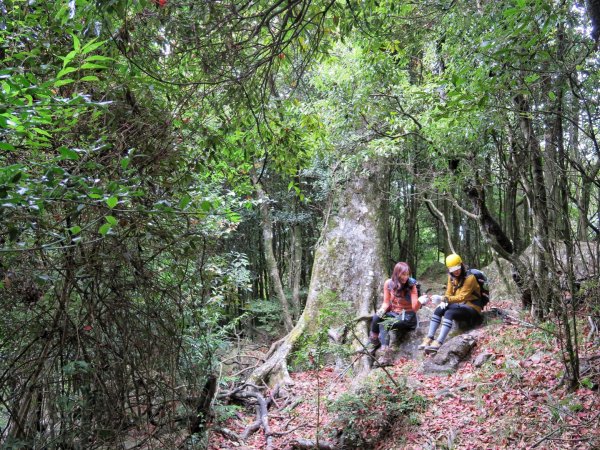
466, 269, 490, 308
415, 280, 422, 297
408, 277, 423, 297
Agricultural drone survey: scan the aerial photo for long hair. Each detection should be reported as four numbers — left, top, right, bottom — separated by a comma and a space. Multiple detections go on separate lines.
389, 262, 411, 298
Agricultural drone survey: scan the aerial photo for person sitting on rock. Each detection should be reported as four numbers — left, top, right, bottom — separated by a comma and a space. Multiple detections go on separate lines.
369, 262, 429, 364
419, 253, 484, 353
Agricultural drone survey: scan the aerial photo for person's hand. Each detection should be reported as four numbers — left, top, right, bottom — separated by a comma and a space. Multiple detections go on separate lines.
438, 301, 448, 310
430, 294, 444, 305
418, 295, 430, 305
376, 306, 387, 317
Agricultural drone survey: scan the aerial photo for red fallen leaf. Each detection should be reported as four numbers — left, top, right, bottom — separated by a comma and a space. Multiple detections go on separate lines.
534, 373, 546, 383
83, 325, 92, 331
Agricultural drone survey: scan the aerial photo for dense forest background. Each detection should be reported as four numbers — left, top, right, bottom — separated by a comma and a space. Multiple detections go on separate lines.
1, 0, 599, 448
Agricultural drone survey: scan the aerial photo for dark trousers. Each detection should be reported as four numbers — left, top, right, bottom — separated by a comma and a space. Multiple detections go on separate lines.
432, 303, 481, 326
370, 311, 417, 335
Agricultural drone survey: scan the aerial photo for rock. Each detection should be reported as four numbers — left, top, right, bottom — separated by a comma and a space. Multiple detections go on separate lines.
370, 310, 483, 371
422, 334, 477, 375
376, 348, 394, 366
528, 351, 548, 364
405, 377, 424, 390
474, 352, 494, 367
386, 322, 429, 360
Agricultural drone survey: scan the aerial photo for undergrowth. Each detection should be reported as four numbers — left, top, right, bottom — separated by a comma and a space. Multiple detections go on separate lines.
326, 372, 425, 449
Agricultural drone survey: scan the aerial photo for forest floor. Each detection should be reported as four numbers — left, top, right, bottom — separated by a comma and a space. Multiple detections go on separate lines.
208, 297, 600, 450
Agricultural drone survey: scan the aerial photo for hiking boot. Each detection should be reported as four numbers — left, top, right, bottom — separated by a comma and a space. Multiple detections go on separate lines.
377, 348, 393, 366
367, 336, 381, 354
425, 340, 442, 354
418, 337, 433, 350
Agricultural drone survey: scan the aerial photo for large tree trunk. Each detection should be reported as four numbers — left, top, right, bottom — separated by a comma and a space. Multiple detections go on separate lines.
249, 157, 389, 386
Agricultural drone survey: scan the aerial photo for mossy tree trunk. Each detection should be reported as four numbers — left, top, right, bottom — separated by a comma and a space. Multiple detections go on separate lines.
249, 157, 390, 386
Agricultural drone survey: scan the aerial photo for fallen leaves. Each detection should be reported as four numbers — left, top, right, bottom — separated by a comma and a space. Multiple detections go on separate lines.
209, 309, 600, 450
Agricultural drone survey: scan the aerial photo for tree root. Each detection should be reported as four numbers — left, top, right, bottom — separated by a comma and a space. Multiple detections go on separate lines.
216, 381, 322, 450
490, 307, 557, 335
587, 315, 599, 341
290, 438, 337, 449
212, 426, 242, 442
233, 389, 273, 449
246, 317, 307, 387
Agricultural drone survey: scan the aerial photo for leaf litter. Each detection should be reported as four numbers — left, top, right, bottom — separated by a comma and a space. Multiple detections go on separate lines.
209, 304, 600, 450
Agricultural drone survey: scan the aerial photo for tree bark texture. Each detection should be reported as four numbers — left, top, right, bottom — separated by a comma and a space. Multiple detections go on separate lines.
254, 179, 295, 331
249, 157, 390, 386
515, 93, 555, 318
289, 223, 303, 317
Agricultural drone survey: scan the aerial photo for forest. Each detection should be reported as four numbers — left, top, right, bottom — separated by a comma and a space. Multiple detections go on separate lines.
1, 0, 600, 448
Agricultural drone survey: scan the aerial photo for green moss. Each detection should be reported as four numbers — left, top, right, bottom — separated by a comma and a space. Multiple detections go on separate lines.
289, 290, 352, 371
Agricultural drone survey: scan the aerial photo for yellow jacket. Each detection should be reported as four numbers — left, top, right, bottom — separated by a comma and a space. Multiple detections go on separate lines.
445, 273, 482, 313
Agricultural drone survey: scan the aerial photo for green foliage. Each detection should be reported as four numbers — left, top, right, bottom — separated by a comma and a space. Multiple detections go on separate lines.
244, 298, 283, 336
579, 377, 595, 390
327, 373, 425, 449
212, 402, 243, 425
2, 0, 599, 444
290, 290, 353, 371
577, 279, 600, 313
0, 1, 257, 447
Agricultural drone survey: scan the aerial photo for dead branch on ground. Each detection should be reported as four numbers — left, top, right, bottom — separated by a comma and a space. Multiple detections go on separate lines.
290, 438, 337, 449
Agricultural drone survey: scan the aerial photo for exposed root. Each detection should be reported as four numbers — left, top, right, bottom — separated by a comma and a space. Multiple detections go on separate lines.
588, 315, 599, 341
233, 389, 273, 449
491, 307, 556, 335
246, 316, 309, 387
212, 426, 242, 442
290, 437, 337, 449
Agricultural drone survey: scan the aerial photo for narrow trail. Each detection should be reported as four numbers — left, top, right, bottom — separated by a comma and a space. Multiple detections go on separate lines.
209, 297, 600, 450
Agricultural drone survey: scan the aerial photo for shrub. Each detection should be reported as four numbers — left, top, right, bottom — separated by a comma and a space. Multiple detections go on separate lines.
327, 373, 425, 449
244, 298, 283, 337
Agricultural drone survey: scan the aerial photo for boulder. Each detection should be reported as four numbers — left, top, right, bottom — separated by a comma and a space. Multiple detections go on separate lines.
422, 333, 477, 375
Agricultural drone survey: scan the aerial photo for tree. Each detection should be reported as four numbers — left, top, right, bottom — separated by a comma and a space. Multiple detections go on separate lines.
250, 155, 390, 385
0, 1, 251, 445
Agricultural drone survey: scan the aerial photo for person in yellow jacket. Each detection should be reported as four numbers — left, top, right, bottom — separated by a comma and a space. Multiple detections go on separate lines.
418, 253, 484, 352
